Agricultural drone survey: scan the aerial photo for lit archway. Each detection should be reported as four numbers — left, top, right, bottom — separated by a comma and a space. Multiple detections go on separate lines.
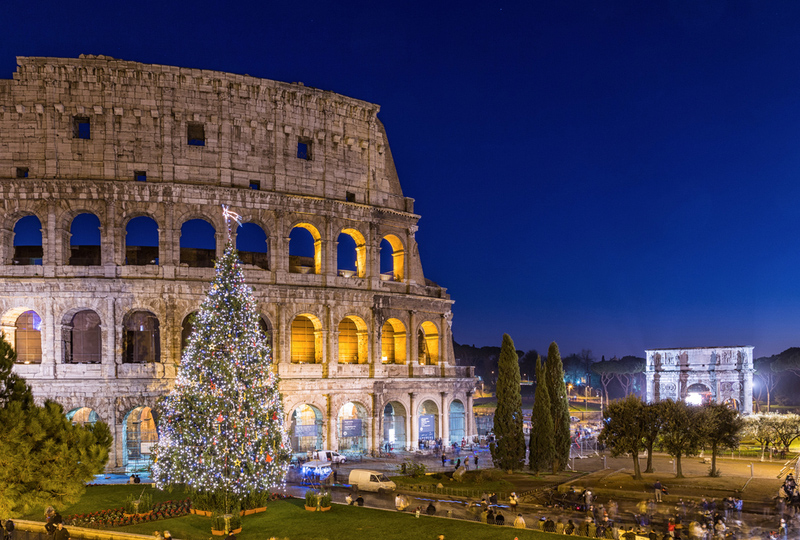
180, 218, 216, 267
66, 407, 99, 426
418, 321, 439, 365
379, 234, 404, 282
69, 213, 101, 266
15, 310, 42, 364
13, 215, 43, 265
290, 314, 321, 364
125, 216, 159, 265
337, 228, 366, 278
289, 224, 321, 274
338, 402, 368, 454
417, 400, 439, 448
122, 406, 158, 472
62, 310, 101, 364
448, 400, 466, 444
289, 404, 324, 455
685, 383, 712, 406
236, 222, 269, 270
338, 316, 368, 364
381, 319, 407, 364
181, 311, 198, 354
123, 311, 160, 363
383, 401, 407, 450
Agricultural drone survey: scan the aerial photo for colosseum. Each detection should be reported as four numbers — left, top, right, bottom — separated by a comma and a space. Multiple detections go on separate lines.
0, 55, 477, 472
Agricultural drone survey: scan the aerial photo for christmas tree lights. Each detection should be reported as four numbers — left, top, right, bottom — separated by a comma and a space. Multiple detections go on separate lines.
152, 207, 291, 503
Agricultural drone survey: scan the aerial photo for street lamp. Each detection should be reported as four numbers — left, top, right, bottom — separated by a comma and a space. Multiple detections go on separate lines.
585, 385, 591, 413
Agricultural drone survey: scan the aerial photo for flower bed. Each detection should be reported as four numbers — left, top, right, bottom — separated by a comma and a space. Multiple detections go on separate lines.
65, 499, 191, 528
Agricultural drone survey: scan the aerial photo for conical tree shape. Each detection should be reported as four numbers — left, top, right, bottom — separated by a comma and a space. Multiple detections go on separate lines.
529, 355, 554, 473
152, 236, 291, 502
546, 341, 571, 472
489, 333, 525, 471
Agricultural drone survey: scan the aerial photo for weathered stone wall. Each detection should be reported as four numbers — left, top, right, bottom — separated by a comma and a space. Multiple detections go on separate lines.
0, 55, 476, 471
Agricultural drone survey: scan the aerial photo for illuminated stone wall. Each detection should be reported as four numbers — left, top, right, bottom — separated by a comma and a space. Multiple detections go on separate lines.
0, 55, 477, 471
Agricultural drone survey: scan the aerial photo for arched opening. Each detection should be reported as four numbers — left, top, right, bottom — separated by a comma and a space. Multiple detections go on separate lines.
289, 404, 324, 455
236, 222, 269, 270
289, 224, 321, 274
13, 215, 43, 265
417, 400, 439, 449
69, 213, 101, 266
66, 407, 99, 426
181, 311, 198, 354
62, 310, 101, 364
123, 406, 158, 472
685, 383, 713, 406
15, 310, 42, 364
338, 316, 368, 364
258, 316, 272, 350
338, 402, 368, 454
381, 318, 407, 364
123, 311, 160, 364
290, 314, 321, 364
725, 397, 740, 412
379, 234, 404, 282
125, 216, 159, 265
383, 402, 407, 451
180, 218, 216, 267
418, 321, 439, 365
448, 400, 466, 444
337, 228, 366, 278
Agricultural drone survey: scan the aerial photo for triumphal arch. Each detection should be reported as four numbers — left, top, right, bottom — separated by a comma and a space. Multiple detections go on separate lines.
645, 346, 754, 414
0, 55, 477, 471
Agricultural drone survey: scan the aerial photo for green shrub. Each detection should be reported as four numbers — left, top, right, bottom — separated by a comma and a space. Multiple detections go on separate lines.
211, 508, 241, 532
477, 469, 503, 483
319, 492, 331, 508
397, 459, 428, 478
242, 490, 269, 510
305, 490, 317, 507
123, 492, 153, 514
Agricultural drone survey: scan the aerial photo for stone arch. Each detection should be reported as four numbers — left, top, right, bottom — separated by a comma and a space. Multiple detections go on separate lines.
180, 310, 199, 354
12, 214, 44, 266
685, 382, 713, 405
418, 320, 440, 365
380, 318, 407, 364
290, 313, 323, 364
180, 218, 216, 267
69, 212, 102, 266
1, 307, 42, 364
337, 315, 368, 364
382, 400, 408, 450
337, 400, 370, 454
417, 398, 440, 446
337, 227, 367, 278
122, 310, 161, 364
66, 407, 101, 426
287, 403, 325, 455
61, 308, 102, 364
122, 405, 159, 472
448, 399, 466, 444
379, 233, 405, 282
236, 222, 269, 270
288, 222, 322, 274
124, 215, 160, 266
257, 313, 274, 350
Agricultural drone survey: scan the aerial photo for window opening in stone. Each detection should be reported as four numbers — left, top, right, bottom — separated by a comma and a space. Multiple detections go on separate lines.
13, 215, 43, 265
290, 315, 318, 363
16, 167, 28, 179
73, 116, 91, 139
181, 312, 198, 354
123, 311, 160, 364
15, 310, 42, 364
345, 192, 356, 203
289, 225, 319, 274
338, 317, 366, 364
379, 235, 405, 282
381, 318, 407, 364
297, 138, 312, 160
126, 216, 159, 266
134, 171, 147, 182
418, 321, 439, 365
187, 122, 206, 146
180, 218, 216, 267
338, 402, 367, 454
417, 400, 440, 447
64, 310, 102, 364
69, 213, 102, 266
67, 407, 99, 426
337, 233, 357, 278
123, 406, 158, 472
383, 402, 407, 450
448, 400, 466, 444
249, 180, 260, 190
258, 316, 272, 350
236, 222, 269, 270
290, 404, 323, 454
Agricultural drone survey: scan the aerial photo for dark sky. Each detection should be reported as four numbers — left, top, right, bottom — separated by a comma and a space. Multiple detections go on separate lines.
4, 1, 800, 360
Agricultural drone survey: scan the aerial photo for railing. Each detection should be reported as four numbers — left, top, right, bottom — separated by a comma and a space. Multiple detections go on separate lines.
401, 484, 509, 501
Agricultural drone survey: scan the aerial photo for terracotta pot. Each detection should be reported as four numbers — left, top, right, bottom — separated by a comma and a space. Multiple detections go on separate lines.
253, 507, 267, 513
211, 529, 225, 536
304, 505, 317, 512
320, 506, 332, 512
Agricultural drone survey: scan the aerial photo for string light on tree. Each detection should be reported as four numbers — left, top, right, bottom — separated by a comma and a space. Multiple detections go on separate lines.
152, 205, 291, 501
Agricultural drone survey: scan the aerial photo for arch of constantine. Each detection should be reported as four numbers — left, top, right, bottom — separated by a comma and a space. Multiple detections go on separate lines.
644, 346, 754, 414
0, 55, 477, 471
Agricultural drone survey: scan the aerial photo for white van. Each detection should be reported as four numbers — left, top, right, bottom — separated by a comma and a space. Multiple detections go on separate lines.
311, 450, 347, 463
348, 469, 396, 493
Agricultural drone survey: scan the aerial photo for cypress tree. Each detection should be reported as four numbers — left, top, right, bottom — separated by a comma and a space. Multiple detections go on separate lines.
489, 333, 526, 471
528, 355, 554, 473
546, 341, 571, 472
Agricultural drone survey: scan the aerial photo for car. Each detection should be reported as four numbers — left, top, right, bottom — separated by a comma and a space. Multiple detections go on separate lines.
570, 416, 581, 423
311, 450, 347, 463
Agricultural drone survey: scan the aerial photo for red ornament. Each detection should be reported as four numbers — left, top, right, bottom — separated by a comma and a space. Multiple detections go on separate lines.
271, 412, 277, 421
217, 414, 224, 423
265, 454, 273, 463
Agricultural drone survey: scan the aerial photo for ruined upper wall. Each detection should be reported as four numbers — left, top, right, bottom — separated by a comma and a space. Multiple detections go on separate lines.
0, 55, 412, 213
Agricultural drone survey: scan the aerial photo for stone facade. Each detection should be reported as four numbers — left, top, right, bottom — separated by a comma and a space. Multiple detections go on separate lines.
644, 346, 754, 414
0, 55, 477, 471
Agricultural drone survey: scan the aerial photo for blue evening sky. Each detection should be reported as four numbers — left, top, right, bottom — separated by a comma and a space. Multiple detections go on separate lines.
3, 1, 800, 359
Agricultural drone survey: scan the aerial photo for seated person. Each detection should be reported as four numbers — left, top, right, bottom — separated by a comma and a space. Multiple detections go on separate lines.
356, 496, 364, 507
426, 502, 436, 516
495, 512, 505, 526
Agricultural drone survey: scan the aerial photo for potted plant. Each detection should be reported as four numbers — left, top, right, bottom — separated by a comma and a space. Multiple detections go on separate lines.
304, 490, 318, 511
319, 491, 332, 511
123, 492, 153, 516
211, 510, 242, 536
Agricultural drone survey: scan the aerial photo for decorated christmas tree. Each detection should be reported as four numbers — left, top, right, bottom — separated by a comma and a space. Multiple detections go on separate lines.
152, 207, 291, 508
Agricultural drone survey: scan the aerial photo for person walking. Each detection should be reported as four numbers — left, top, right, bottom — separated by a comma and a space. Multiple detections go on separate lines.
53, 524, 69, 540
654, 480, 663, 503
441, 453, 446, 467
474, 454, 479, 469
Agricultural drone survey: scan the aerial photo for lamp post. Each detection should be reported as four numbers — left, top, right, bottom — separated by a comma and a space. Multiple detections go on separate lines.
585, 385, 590, 414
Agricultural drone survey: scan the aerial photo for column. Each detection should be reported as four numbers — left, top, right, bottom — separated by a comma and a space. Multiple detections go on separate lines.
440, 392, 449, 444
409, 392, 417, 450
466, 391, 475, 438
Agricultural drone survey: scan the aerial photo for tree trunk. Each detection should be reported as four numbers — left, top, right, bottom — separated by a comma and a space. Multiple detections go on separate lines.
675, 454, 683, 478
710, 442, 718, 476
632, 452, 642, 480
645, 442, 654, 473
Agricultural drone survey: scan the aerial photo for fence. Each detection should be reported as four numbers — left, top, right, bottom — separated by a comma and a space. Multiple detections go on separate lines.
400, 484, 509, 501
